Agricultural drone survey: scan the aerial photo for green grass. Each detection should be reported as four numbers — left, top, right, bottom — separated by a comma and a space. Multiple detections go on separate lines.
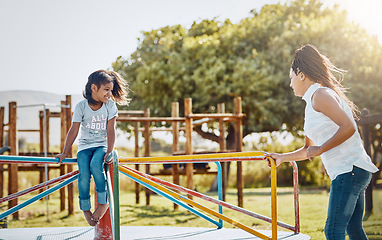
2, 187, 382, 239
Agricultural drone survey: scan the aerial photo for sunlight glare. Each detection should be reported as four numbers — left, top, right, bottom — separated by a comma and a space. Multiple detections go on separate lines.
327, 0, 382, 43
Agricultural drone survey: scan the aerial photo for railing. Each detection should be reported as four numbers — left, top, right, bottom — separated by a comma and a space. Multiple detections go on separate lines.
119, 151, 301, 240
0, 151, 301, 240
0, 156, 78, 220
0, 155, 117, 240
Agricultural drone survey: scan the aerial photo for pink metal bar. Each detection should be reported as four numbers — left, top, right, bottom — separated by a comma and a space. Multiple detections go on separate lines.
120, 165, 296, 232
0, 160, 77, 164
0, 170, 79, 204
119, 156, 265, 164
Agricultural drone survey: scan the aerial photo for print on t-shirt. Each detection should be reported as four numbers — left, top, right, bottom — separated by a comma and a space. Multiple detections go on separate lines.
85, 114, 107, 138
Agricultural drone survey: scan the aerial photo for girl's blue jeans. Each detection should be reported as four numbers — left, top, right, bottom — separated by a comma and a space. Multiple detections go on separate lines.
77, 146, 108, 211
325, 165, 372, 240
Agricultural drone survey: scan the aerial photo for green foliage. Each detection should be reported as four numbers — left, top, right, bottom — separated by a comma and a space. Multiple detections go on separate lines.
113, 0, 382, 142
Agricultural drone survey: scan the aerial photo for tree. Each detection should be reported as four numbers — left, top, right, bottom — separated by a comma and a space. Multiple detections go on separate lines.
113, 0, 382, 149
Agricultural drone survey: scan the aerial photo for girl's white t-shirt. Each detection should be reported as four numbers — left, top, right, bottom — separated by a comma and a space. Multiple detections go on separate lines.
72, 99, 118, 153
303, 83, 378, 180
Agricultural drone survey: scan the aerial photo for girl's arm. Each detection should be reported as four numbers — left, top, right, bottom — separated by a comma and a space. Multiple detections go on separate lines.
105, 116, 117, 162
55, 122, 80, 163
265, 136, 315, 167
306, 88, 356, 160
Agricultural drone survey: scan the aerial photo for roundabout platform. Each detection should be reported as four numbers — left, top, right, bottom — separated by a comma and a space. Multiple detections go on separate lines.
0, 226, 310, 239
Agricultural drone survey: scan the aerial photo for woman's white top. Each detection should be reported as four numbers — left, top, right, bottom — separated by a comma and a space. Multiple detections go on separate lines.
303, 83, 378, 180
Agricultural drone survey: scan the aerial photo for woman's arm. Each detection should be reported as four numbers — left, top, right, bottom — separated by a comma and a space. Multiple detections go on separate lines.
265, 136, 315, 167
55, 122, 80, 163
105, 116, 117, 162
306, 88, 356, 160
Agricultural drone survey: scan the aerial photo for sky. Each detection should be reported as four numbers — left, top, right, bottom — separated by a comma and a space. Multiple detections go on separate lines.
1, 0, 381, 96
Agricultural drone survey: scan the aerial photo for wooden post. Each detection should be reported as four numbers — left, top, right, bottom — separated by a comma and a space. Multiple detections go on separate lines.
184, 98, 194, 197
46, 109, 50, 154
234, 97, 244, 207
44, 108, 50, 201
59, 100, 66, 212
144, 108, 151, 205
172, 102, 180, 209
0, 107, 4, 148
39, 110, 44, 153
65, 95, 74, 215
218, 103, 227, 201
0, 107, 4, 199
360, 109, 373, 214
38, 110, 44, 195
8, 102, 18, 219
134, 122, 140, 204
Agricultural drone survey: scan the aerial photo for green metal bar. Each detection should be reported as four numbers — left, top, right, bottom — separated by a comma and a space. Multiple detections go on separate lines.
112, 150, 120, 240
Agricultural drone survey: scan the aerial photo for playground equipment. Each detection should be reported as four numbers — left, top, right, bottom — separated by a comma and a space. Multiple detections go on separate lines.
0, 96, 74, 219
0, 97, 311, 239
117, 97, 245, 207
0, 96, 245, 216
0, 150, 310, 240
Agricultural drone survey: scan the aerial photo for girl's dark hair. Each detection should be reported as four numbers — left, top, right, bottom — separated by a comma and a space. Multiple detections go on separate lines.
83, 70, 130, 105
291, 44, 358, 117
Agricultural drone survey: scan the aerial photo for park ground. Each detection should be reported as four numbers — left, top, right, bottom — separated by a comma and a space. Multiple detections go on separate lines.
3, 186, 382, 239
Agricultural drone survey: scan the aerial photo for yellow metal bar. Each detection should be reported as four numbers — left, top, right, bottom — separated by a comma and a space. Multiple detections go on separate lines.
270, 157, 277, 240
119, 165, 271, 240
119, 151, 265, 163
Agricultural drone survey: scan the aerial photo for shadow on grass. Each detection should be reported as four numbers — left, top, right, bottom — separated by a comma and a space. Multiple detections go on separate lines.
121, 204, 195, 219
120, 204, 198, 225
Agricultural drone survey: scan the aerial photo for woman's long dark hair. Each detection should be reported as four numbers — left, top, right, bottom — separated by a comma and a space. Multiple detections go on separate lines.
83, 70, 130, 105
291, 44, 358, 117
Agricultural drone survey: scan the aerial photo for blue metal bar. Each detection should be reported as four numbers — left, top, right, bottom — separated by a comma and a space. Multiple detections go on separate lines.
214, 161, 223, 228
0, 174, 78, 220
119, 170, 221, 228
0, 155, 77, 164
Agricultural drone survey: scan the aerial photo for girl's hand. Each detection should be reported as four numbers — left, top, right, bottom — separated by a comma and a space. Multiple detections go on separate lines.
104, 152, 113, 164
264, 153, 285, 167
55, 153, 67, 164
306, 146, 322, 160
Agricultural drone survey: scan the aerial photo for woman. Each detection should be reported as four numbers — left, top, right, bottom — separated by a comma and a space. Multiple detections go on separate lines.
265, 44, 378, 239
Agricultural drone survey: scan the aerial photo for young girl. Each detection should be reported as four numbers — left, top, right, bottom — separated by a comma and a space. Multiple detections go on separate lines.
55, 70, 129, 226
265, 44, 378, 239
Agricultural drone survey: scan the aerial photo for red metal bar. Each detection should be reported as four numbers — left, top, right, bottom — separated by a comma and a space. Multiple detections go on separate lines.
95, 164, 113, 240
120, 165, 296, 232
0, 170, 79, 204
291, 161, 300, 233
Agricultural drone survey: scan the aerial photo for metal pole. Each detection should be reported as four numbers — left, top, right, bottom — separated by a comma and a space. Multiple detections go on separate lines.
104, 164, 115, 238
43, 105, 49, 222
0, 175, 78, 220
270, 158, 277, 240
215, 161, 223, 228
113, 150, 120, 240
